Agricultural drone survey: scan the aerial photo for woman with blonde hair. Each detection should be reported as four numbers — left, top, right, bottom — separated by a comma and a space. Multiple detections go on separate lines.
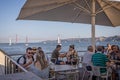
29, 47, 49, 79
35, 49, 48, 70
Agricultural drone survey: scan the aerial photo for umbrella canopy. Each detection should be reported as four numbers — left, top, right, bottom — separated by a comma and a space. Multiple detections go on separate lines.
17, 0, 120, 50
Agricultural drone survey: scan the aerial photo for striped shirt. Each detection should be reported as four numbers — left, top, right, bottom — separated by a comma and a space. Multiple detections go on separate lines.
92, 52, 109, 73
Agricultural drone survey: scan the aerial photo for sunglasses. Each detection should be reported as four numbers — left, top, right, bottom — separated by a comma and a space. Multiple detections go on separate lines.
28, 52, 33, 54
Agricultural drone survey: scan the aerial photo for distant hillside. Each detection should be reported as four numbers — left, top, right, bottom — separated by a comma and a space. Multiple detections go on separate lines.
62, 35, 120, 42
41, 35, 120, 43
104, 35, 120, 42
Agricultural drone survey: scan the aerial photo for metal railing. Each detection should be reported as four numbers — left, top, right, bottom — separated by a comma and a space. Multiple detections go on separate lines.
0, 49, 27, 75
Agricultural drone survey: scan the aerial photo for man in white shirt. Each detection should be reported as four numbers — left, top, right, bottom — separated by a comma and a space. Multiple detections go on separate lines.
83, 45, 94, 65
17, 47, 34, 69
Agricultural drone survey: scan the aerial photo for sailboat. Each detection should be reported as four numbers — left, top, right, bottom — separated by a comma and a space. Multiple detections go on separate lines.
9, 38, 12, 46
57, 36, 62, 45
25, 36, 28, 46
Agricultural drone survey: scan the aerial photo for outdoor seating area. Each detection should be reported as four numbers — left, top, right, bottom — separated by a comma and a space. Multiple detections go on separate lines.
1, 44, 120, 80
46, 44, 120, 80
9, 45, 120, 80
48, 62, 112, 80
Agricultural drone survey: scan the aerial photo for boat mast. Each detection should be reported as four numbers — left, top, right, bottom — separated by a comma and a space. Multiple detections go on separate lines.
57, 34, 61, 45
9, 38, 12, 46
25, 36, 28, 46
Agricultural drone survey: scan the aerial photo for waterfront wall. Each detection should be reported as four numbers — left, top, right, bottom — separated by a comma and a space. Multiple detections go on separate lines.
0, 49, 6, 74
0, 49, 28, 75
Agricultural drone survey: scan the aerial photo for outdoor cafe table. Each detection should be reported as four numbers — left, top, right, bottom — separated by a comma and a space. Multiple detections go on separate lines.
50, 64, 80, 79
51, 64, 79, 72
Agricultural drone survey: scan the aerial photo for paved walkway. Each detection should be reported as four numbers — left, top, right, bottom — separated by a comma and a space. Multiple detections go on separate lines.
0, 64, 90, 80
0, 72, 42, 80
0, 64, 43, 80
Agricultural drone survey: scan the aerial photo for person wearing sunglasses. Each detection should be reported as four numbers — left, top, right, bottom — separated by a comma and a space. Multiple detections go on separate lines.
17, 47, 34, 70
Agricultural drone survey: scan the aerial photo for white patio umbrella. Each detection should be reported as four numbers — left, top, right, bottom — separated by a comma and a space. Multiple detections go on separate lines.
17, 0, 120, 50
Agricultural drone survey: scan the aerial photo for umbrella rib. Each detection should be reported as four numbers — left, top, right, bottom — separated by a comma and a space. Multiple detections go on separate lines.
71, 0, 91, 23
104, 1, 120, 11
96, 4, 112, 14
96, 1, 120, 15
96, 0, 104, 14
96, 0, 110, 14
72, 9, 84, 23
97, 0, 119, 27
73, 2, 91, 14
84, 0, 91, 11
102, 1, 120, 27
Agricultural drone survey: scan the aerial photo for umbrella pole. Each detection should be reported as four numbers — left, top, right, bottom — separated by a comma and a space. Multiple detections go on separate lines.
91, 0, 96, 52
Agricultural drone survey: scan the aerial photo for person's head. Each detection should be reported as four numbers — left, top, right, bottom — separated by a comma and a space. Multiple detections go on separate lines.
38, 47, 42, 51
107, 43, 111, 49
37, 50, 44, 57
32, 47, 37, 54
87, 45, 93, 52
69, 45, 74, 51
37, 47, 44, 54
26, 47, 33, 57
56, 44, 61, 51
96, 46, 103, 53
36, 49, 47, 70
111, 45, 119, 52
107, 43, 111, 47
101, 46, 105, 53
